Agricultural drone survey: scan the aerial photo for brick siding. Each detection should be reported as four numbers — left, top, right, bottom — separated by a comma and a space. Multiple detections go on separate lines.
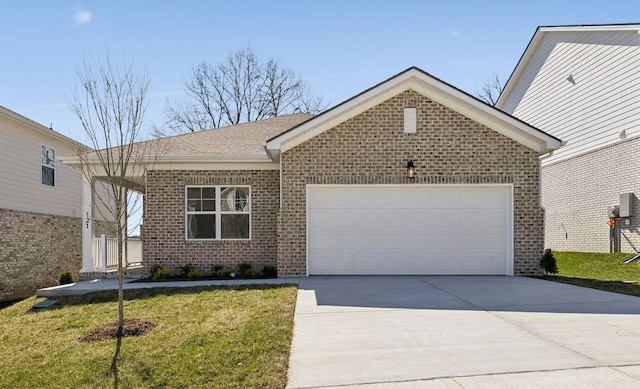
542, 137, 640, 252
278, 90, 544, 276
0, 209, 81, 300
143, 170, 279, 275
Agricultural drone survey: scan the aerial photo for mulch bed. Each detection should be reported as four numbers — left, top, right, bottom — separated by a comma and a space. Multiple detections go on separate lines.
78, 318, 156, 343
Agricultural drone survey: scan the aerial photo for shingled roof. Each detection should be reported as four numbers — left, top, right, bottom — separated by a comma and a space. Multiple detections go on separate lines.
157, 113, 313, 158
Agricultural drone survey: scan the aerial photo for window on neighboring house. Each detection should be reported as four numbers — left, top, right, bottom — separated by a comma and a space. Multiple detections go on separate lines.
41, 145, 55, 186
186, 186, 250, 240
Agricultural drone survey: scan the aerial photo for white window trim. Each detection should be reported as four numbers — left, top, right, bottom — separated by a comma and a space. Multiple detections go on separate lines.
41, 144, 55, 187
185, 185, 251, 241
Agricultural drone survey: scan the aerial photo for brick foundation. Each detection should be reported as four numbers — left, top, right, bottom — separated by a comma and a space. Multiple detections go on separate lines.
0, 209, 81, 300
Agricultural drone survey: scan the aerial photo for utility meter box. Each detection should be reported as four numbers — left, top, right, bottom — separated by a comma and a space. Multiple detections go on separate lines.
620, 193, 633, 217
608, 205, 620, 218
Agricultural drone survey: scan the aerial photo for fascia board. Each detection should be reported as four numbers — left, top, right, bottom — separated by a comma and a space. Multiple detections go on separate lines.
269, 68, 560, 155
0, 106, 89, 150
496, 29, 544, 109
497, 24, 640, 109
60, 154, 277, 172
266, 70, 418, 152
409, 79, 562, 153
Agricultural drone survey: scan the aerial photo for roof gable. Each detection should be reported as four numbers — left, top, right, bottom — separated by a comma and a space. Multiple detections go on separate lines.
0, 105, 88, 150
497, 23, 640, 110
266, 67, 561, 160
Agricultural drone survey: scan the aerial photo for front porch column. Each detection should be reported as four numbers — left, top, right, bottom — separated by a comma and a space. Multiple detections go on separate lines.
80, 176, 94, 273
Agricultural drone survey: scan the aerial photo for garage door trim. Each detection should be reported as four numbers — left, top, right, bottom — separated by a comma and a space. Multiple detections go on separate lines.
305, 184, 514, 276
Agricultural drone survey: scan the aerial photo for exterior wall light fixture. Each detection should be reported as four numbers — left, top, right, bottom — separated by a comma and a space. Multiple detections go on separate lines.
407, 160, 416, 180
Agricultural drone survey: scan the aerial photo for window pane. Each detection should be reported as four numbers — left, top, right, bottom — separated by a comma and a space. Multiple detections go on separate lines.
187, 214, 215, 239
221, 187, 250, 211
187, 187, 201, 200
221, 214, 249, 239
42, 166, 54, 186
235, 187, 249, 211
187, 199, 200, 211
202, 187, 216, 199
202, 199, 215, 211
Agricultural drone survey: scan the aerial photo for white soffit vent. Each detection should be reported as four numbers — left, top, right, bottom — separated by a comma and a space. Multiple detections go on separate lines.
404, 107, 417, 133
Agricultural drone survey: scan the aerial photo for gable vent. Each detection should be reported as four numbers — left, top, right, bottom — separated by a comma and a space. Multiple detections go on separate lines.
404, 107, 417, 134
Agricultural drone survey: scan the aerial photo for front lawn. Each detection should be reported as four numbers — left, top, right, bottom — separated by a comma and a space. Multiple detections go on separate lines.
0, 285, 297, 389
542, 251, 640, 297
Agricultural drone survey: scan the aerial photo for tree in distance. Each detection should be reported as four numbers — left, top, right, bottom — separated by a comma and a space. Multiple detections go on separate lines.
476, 72, 505, 106
160, 47, 326, 136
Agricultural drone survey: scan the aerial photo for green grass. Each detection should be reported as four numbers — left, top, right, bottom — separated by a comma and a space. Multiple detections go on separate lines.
0, 298, 23, 310
542, 251, 640, 297
0, 285, 297, 389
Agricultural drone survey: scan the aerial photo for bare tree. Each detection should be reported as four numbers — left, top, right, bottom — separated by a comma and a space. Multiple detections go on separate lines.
69, 51, 164, 387
159, 48, 326, 136
476, 72, 505, 106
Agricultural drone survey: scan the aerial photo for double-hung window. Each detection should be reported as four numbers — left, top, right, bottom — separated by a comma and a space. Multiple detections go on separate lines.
186, 186, 250, 240
41, 145, 55, 186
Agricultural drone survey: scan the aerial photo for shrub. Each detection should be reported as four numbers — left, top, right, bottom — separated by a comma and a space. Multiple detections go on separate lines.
187, 269, 202, 279
237, 262, 253, 278
179, 264, 195, 277
212, 264, 224, 273
540, 249, 558, 274
245, 268, 263, 278
59, 272, 74, 285
262, 265, 277, 278
215, 268, 233, 279
152, 266, 172, 280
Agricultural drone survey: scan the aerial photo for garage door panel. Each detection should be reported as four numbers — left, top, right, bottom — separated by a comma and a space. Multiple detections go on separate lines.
307, 185, 511, 275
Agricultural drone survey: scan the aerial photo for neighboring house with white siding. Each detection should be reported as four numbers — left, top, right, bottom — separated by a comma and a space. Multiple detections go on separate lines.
0, 105, 88, 300
497, 23, 640, 253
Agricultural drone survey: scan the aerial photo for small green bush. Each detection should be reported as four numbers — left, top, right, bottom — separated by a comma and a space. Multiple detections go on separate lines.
215, 268, 233, 279
152, 266, 172, 280
245, 268, 263, 278
179, 264, 195, 277
262, 265, 277, 278
59, 272, 74, 285
212, 264, 224, 273
237, 262, 253, 278
187, 269, 202, 279
541, 249, 558, 274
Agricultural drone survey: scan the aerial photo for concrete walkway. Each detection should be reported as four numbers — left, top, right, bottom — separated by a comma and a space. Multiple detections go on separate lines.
287, 276, 640, 388
36, 277, 299, 297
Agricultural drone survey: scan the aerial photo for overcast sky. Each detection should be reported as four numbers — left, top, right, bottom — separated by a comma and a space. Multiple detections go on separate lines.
1, 0, 638, 143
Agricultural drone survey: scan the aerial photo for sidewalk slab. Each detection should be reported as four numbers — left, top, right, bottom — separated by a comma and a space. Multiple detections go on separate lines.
37, 277, 299, 297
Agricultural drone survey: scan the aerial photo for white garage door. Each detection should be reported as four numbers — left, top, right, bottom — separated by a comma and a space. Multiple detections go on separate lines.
307, 185, 512, 275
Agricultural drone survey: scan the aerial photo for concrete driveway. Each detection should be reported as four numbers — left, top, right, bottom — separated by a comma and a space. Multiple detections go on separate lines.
287, 276, 640, 388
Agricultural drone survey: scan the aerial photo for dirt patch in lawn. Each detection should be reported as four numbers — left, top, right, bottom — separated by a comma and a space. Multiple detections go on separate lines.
79, 318, 156, 342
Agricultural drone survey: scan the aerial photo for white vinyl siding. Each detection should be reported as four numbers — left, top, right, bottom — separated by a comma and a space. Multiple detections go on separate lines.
500, 30, 640, 165
0, 116, 82, 218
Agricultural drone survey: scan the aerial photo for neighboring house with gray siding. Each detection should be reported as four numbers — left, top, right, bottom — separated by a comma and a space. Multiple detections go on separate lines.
0, 105, 88, 300
65, 67, 561, 279
497, 23, 640, 253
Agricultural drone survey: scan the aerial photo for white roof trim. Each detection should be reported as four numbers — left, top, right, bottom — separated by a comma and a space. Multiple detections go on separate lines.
266, 67, 561, 156
0, 105, 88, 150
497, 24, 640, 109
60, 155, 277, 175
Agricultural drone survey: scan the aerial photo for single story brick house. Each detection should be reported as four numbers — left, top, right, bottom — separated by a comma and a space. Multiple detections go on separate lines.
65, 67, 562, 278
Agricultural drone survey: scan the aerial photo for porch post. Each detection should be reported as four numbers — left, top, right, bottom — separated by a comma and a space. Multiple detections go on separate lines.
81, 176, 94, 273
